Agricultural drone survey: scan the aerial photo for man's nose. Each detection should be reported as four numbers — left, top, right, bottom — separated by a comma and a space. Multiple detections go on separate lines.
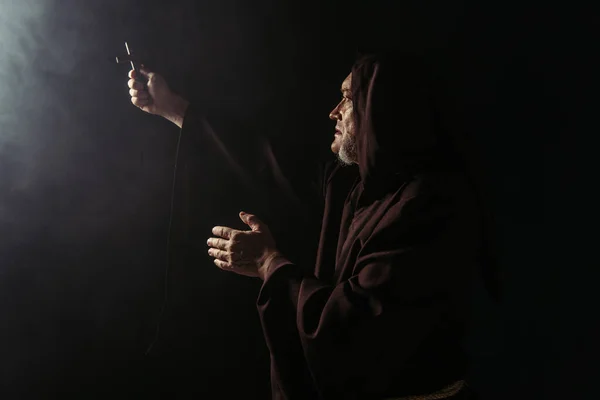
329, 104, 341, 120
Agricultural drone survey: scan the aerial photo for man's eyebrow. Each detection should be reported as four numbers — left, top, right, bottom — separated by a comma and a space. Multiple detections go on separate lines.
341, 88, 351, 95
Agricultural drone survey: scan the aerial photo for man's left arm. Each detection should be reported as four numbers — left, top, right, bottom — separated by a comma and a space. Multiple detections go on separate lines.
254, 185, 481, 395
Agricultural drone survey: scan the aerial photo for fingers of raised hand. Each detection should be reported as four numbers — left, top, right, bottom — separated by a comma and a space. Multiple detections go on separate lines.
129, 88, 150, 100
128, 79, 145, 90
131, 96, 152, 108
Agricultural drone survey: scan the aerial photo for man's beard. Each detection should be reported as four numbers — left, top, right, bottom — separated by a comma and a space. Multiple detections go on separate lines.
337, 133, 358, 166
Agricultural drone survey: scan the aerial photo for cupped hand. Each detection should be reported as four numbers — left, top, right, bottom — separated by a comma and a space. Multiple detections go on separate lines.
207, 212, 280, 280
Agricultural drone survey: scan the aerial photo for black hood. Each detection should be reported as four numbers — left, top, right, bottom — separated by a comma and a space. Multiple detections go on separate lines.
351, 52, 457, 192
350, 52, 502, 300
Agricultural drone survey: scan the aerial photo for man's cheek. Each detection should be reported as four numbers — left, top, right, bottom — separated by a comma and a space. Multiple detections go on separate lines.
347, 119, 355, 136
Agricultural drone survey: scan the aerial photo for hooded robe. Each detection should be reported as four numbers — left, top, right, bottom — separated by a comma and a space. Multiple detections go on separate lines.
174, 53, 484, 399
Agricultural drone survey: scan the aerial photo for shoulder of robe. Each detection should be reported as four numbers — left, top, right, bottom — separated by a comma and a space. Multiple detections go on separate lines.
400, 165, 475, 204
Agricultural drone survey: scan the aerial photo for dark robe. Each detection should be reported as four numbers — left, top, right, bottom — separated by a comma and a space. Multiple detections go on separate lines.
174, 53, 484, 399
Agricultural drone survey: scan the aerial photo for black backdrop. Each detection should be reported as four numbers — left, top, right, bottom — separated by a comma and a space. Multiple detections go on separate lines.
0, 0, 597, 398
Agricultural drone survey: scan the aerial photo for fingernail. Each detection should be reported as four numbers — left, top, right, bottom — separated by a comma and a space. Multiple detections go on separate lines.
206, 239, 211, 246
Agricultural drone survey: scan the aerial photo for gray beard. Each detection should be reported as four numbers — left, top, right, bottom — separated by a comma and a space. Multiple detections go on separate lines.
337, 134, 358, 165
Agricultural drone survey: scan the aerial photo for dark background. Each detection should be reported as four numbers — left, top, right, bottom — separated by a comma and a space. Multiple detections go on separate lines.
0, 0, 597, 398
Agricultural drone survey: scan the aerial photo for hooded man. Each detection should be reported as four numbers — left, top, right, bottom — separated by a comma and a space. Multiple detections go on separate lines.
128, 53, 487, 399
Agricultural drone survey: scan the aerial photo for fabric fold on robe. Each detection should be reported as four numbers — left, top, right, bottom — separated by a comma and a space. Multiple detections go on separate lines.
256, 163, 480, 399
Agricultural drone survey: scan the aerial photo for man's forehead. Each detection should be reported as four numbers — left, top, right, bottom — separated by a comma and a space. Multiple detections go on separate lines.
341, 73, 352, 91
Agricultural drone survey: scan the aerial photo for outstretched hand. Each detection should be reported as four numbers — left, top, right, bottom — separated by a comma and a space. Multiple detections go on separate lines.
207, 212, 281, 280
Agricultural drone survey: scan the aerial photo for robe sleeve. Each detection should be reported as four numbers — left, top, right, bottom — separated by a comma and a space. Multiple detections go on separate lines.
256, 177, 480, 397
178, 102, 328, 264
179, 101, 327, 215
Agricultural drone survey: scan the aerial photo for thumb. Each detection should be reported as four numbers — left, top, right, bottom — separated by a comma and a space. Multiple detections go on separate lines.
138, 66, 154, 81
239, 211, 266, 232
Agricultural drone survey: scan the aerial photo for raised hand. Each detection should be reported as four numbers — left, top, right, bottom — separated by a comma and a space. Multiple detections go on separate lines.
127, 67, 189, 128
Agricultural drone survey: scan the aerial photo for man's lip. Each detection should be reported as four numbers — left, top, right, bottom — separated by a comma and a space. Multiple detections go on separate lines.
335, 130, 341, 135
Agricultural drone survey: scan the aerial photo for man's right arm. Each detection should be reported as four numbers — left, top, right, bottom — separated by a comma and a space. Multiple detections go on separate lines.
128, 67, 268, 182
127, 68, 327, 263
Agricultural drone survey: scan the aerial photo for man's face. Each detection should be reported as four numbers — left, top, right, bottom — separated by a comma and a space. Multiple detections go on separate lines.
329, 73, 358, 165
